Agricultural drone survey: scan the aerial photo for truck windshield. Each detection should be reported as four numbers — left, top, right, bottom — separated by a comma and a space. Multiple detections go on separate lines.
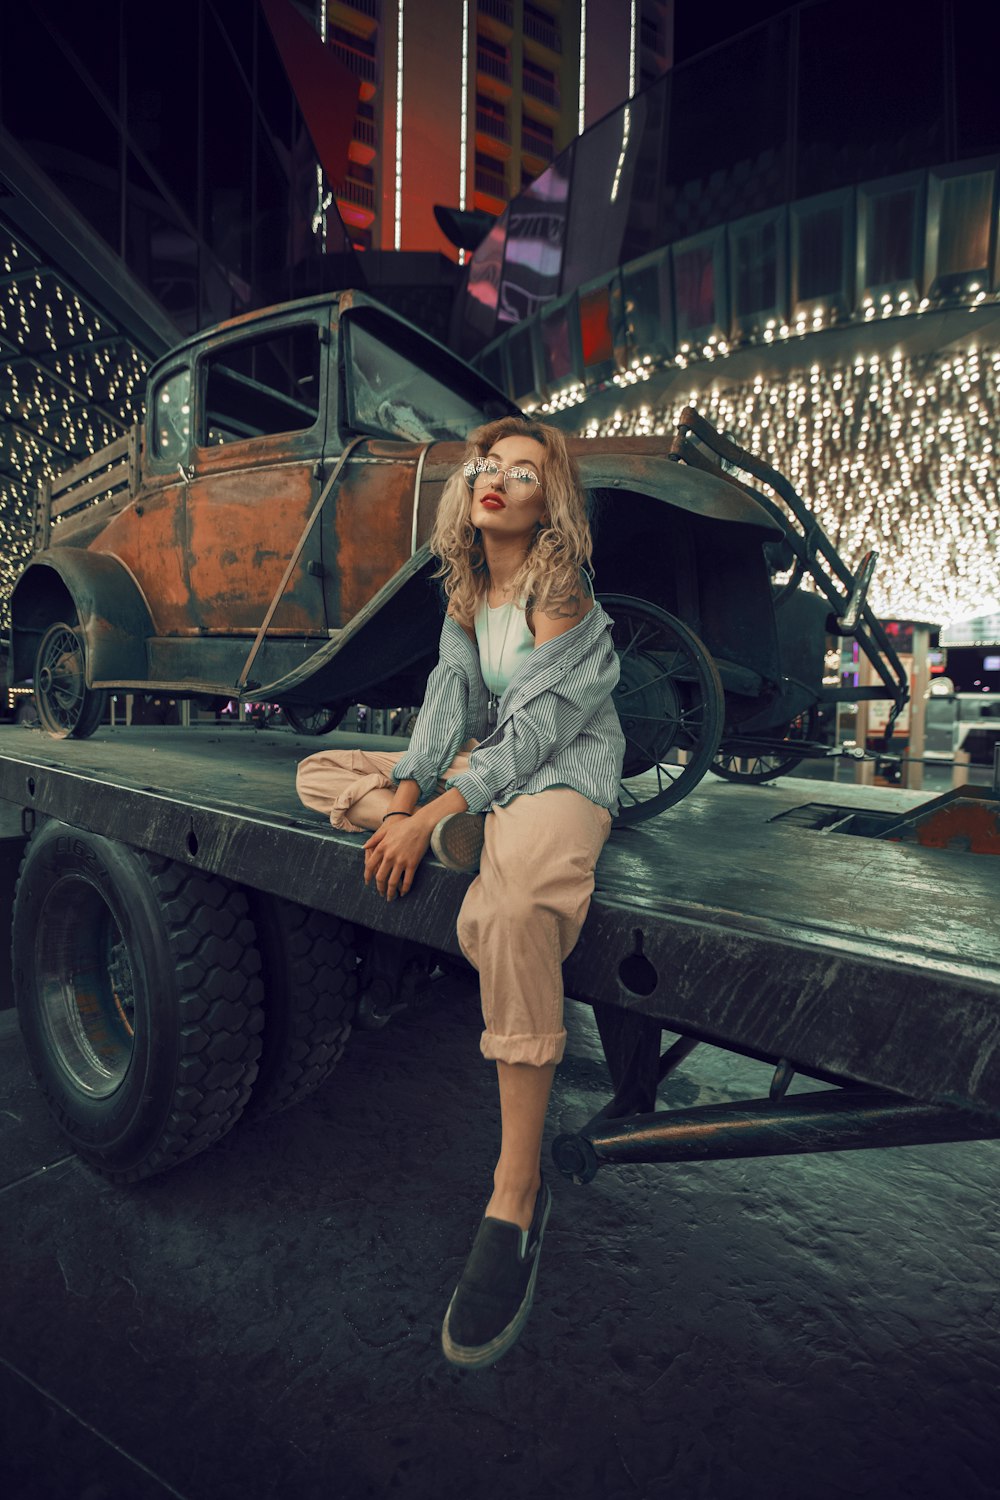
343, 313, 514, 442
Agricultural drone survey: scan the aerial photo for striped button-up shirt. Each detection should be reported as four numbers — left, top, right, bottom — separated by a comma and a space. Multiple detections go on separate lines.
390, 602, 626, 814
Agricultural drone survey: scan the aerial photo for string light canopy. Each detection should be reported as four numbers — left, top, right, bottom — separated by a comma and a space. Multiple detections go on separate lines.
582, 346, 1000, 628
0, 223, 148, 627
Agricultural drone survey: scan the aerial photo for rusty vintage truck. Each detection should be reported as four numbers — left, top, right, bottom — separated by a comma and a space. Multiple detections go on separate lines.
13, 290, 906, 823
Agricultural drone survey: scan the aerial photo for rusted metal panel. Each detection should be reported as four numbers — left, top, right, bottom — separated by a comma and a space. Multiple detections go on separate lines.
186, 463, 324, 635
878, 787, 1000, 856
910, 802, 1000, 855
90, 481, 190, 634
327, 449, 417, 626
569, 438, 784, 535
250, 546, 440, 701
138, 636, 328, 695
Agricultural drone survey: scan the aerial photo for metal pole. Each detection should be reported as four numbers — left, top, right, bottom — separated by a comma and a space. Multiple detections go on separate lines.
953, 745, 970, 789
854, 655, 875, 785
906, 625, 929, 791
552, 1089, 1000, 1182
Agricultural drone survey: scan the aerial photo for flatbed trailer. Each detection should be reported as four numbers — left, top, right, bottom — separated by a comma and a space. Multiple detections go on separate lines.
1, 723, 999, 1185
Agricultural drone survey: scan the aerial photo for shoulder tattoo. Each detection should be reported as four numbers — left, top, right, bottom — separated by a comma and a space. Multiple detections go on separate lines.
544, 592, 582, 620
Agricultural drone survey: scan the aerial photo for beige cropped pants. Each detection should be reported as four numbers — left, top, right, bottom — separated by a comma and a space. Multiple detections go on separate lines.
296, 748, 612, 1067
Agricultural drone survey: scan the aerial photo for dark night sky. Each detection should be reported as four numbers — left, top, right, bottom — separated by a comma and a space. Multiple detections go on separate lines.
673, 0, 794, 64
671, 0, 999, 151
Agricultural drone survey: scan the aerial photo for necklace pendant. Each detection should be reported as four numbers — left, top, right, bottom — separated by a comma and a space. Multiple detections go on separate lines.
487, 692, 498, 728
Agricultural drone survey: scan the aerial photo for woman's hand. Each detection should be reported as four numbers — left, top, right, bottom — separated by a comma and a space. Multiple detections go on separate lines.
363, 815, 433, 901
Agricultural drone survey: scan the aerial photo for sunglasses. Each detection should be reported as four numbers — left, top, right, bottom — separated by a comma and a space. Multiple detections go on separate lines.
463, 457, 541, 498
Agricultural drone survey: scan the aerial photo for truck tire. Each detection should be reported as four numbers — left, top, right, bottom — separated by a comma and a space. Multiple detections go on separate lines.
243, 894, 358, 1117
11, 822, 264, 1182
34, 621, 108, 739
282, 702, 349, 735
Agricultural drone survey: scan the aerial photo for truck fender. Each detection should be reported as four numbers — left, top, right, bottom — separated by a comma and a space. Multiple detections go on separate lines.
10, 549, 154, 687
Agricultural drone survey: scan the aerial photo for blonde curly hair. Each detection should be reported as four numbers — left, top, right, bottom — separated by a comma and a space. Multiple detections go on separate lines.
429, 417, 592, 629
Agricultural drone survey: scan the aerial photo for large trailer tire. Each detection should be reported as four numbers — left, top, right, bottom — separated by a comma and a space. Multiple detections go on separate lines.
243, 894, 358, 1117
11, 822, 264, 1182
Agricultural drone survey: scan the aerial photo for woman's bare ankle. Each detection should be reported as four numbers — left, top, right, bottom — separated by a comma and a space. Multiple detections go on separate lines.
485, 1170, 543, 1231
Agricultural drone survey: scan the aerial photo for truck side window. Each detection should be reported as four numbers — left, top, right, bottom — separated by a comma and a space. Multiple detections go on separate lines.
152, 368, 193, 462
202, 325, 321, 445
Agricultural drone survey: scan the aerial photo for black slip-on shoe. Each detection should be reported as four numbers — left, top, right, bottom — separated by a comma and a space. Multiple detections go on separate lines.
430, 811, 486, 873
441, 1177, 552, 1370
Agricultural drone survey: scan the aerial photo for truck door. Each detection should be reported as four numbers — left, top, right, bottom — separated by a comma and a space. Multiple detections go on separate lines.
89, 360, 193, 635
185, 312, 331, 636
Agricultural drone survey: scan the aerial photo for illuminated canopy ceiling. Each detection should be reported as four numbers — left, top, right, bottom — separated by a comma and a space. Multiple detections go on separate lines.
583, 345, 999, 628
0, 219, 149, 619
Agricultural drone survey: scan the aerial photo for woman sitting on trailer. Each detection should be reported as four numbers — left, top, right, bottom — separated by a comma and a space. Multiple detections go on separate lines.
296, 417, 625, 1369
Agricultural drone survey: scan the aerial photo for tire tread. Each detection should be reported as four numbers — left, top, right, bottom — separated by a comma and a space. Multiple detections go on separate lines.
95, 852, 265, 1182
246, 895, 358, 1118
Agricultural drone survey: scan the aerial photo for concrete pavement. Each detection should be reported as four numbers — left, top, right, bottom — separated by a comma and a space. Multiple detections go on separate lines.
1, 979, 998, 1500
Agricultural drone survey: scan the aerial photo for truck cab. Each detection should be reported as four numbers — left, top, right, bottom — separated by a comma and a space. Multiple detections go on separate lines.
10, 291, 518, 730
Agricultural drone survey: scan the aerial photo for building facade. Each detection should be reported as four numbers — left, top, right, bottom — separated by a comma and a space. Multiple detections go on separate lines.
325, 0, 672, 253
453, 0, 1000, 626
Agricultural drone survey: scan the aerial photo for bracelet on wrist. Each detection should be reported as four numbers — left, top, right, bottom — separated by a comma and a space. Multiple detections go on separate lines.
382, 810, 413, 822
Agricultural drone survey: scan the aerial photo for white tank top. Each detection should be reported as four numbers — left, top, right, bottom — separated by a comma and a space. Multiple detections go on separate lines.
473, 573, 596, 698
474, 596, 535, 697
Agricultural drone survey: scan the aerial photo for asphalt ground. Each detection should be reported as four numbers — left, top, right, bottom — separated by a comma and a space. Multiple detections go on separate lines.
1, 975, 998, 1500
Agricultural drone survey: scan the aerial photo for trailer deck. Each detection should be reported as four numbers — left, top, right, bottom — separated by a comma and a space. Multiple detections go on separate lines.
1, 723, 998, 1126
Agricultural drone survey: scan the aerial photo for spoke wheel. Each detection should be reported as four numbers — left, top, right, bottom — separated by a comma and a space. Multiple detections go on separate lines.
710, 706, 819, 784
598, 594, 725, 825
34, 621, 107, 739
283, 702, 349, 736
